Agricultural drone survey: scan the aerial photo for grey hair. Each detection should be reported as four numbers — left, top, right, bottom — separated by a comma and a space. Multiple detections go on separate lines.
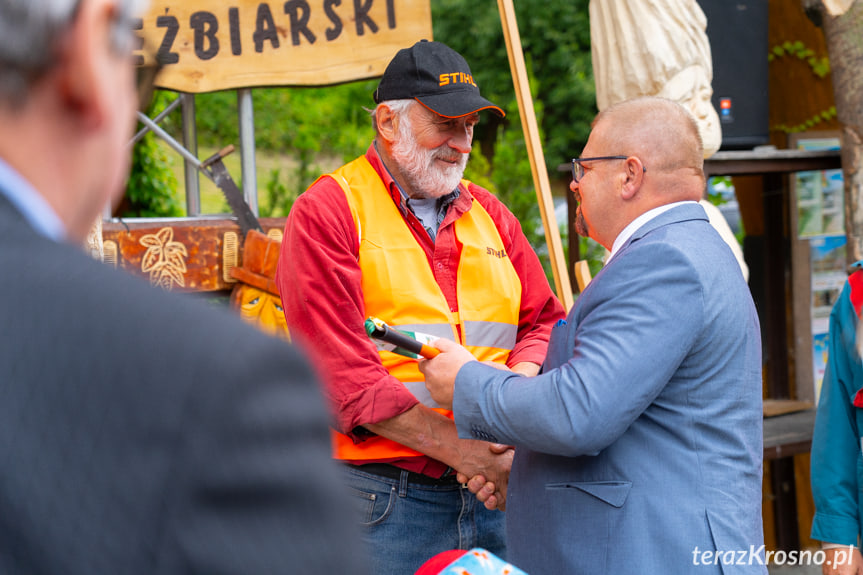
370, 98, 415, 133
0, 0, 146, 107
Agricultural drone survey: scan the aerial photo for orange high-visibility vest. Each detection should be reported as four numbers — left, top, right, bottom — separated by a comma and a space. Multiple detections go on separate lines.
327, 155, 523, 462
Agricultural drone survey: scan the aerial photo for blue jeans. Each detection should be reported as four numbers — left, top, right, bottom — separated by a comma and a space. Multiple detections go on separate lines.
341, 465, 506, 575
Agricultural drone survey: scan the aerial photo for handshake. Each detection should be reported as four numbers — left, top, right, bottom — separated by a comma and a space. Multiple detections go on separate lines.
419, 338, 537, 511
365, 320, 522, 510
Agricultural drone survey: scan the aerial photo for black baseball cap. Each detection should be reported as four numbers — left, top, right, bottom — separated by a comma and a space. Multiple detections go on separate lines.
374, 40, 504, 118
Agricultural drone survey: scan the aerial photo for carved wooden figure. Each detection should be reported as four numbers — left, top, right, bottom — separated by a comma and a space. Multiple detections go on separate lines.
589, 0, 722, 157
229, 229, 290, 340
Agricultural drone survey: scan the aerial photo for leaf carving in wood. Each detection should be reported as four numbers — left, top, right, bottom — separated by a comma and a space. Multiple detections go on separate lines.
139, 227, 188, 291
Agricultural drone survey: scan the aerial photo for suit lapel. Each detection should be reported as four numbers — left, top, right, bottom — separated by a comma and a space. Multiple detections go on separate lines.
545, 204, 709, 372
619, 203, 708, 253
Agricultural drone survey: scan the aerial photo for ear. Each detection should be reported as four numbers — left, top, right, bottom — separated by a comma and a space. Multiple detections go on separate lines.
375, 103, 399, 144
56, 0, 113, 131
619, 156, 645, 200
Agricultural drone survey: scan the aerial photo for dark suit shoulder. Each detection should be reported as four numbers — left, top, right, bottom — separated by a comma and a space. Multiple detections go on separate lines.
0, 213, 364, 574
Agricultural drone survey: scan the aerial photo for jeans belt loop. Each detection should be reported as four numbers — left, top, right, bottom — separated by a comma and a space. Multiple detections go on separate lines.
398, 470, 409, 497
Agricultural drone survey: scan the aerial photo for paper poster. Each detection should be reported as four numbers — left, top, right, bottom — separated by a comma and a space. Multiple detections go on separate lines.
796, 137, 843, 238
809, 234, 847, 399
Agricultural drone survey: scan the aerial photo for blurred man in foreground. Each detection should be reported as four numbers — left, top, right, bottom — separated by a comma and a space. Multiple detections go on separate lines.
0, 1, 365, 573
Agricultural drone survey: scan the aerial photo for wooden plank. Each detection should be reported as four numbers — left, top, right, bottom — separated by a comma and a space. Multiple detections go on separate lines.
574, 260, 592, 293
703, 149, 841, 177
764, 173, 791, 399
789, 169, 817, 406
102, 217, 286, 292
496, 0, 573, 310
136, 1, 432, 93
763, 399, 814, 418
762, 408, 816, 460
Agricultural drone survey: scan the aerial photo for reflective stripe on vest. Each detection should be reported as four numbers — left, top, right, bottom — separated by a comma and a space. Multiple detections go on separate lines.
366, 322, 517, 355
327, 155, 522, 462
402, 380, 440, 409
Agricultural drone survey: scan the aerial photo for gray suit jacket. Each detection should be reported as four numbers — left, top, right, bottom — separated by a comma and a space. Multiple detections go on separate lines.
454, 204, 765, 574
0, 193, 366, 574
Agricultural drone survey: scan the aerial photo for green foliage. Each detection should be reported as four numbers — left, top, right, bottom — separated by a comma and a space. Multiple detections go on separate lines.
193, 91, 238, 146
579, 236, 607, 278
195, 82, 375, 165
463, 88, 556, 278
124, 91, 182, 217
432, 0, 597, 285
192, 82, 376, 210
706, 176, 746, 246
259, 168, 300, 218
774, 105, 837, 134
461, 111, 540, 246
768, 40, 831, 78
768, 40, 835, 134
431, 0, 596, 169
707, 175, 733, 206
488, 103, 544, 248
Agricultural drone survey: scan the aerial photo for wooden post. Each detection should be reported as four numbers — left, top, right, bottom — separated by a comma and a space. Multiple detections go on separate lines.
497, 0, 573, 310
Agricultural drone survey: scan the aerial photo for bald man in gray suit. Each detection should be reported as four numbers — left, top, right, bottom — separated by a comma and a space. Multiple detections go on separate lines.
423, 97, 764, 574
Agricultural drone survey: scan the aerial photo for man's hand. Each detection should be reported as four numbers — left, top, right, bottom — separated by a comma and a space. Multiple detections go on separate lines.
363, 406, 511, 509
822, 546, 863, 575
453, 441, 513, 511
457, 443, 514, 511
419, 338, 477, 410
418, 341, 519, 508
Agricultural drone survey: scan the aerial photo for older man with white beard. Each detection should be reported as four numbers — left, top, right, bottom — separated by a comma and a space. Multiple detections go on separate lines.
275, 40, 564, 575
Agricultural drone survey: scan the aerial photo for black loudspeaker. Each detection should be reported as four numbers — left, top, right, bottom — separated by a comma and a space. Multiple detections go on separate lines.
697, 0, 770, 150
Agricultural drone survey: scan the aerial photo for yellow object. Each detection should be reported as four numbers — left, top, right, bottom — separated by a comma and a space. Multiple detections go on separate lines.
229, 230, 290, 340
574, 260, 592, 292
326, 156, 522, 462
231, 284, 290, 340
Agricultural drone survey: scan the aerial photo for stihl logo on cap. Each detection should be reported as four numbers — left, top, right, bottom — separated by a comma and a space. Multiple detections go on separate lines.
439, 72, 477, 87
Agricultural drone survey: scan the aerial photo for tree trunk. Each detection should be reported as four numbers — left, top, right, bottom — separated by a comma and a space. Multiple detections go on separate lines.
804, 0, 863, 265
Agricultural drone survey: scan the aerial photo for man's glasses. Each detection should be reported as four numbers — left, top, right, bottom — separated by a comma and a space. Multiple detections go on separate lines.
571, 156, 645, 183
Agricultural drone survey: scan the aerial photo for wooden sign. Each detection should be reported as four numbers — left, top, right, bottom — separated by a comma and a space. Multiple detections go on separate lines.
136, 0, 433, 93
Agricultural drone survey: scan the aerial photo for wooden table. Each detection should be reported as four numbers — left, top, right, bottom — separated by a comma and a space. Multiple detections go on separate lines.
762, 406, 817, 550
763, 408, 816, 461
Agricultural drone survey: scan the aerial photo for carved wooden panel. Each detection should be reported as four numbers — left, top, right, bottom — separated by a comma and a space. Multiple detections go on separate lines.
102, 217, 286, 293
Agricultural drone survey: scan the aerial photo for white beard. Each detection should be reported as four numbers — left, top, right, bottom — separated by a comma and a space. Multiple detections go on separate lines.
391, 113, 468, 199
